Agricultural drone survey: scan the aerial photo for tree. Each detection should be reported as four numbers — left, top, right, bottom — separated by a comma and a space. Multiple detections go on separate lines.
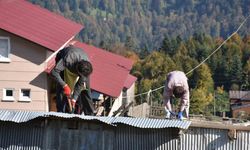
190, 64, 214, 114
160, 35, 180, 56
125, 36, 137, 51
214, 54, 231, 90
132, 51, 177, 103
79, 0, 90, 13
190, 88, 213, 114
230, 55, 243, 90
68, 0, 79, 12
193, 64, 214, 92
214, 86, 229, 116
242, 59, 250, 90
139, 45, 150, 59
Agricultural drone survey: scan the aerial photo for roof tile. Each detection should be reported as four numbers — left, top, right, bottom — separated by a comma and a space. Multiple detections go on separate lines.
0, 0, 83, 51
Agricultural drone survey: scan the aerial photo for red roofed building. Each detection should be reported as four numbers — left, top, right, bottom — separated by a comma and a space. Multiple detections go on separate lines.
0, 0, 136, 115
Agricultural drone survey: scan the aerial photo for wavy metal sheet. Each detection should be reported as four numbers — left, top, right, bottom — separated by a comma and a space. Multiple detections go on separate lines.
114, 125, 179, 150
0, 110, 191, 129
181, 127, 250, 150
113, 117, 191, 129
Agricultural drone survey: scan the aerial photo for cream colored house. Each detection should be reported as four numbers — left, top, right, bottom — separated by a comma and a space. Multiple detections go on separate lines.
0, 0, 83, 111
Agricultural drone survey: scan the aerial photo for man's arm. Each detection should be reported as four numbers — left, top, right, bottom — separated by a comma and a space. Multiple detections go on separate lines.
163, 87, 172, 111
180, 90, 189, 112
51, 59, 66, 87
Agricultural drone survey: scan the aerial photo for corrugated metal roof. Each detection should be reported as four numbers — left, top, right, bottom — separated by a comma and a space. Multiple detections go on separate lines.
181, 127, 250, 150
0, 110, 191, 129
113, 117, 191, 129
0, 0, 83, 51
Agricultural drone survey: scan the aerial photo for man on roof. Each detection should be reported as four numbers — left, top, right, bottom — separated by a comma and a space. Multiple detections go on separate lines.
51, 43, 95, 115
162, 70, 190, 120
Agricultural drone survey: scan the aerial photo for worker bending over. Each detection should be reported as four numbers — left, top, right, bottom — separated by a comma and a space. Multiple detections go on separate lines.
51, 45, 95, 115
163, 71, 189, 120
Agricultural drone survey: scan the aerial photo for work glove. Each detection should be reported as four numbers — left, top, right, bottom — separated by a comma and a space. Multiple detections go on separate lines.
178, 111, 184, 120
63, 84, 71, 97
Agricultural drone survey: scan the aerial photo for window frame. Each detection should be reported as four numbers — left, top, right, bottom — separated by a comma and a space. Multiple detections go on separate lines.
2, 88, 15, 101
0, 36, 11, 62
19, 89, 31, 102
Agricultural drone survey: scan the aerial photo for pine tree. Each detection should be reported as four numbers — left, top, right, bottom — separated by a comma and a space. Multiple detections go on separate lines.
230, 55, 243, 90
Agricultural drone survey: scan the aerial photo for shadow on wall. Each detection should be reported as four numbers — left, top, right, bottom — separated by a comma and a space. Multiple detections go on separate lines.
10, 34, 47, 65
30, 72, 47, 90
11, 47, 46, 65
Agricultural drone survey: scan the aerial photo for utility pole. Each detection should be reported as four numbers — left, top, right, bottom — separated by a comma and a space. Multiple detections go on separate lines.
213, 92, 216, 116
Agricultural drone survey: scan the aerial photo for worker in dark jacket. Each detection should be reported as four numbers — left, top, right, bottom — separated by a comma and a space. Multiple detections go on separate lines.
51, 45, 95, 115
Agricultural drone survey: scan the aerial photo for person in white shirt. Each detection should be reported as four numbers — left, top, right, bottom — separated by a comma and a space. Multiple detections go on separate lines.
162, 71, 189, 120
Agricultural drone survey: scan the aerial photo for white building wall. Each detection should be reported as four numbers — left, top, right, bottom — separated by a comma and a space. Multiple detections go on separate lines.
108, 92, 123, 116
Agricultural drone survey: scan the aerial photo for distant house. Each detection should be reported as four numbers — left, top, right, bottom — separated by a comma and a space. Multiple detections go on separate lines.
229, 91, 250, 119
0, 0, 136, 115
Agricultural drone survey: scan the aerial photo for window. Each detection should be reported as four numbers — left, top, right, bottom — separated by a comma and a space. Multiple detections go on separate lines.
0, 36, 11, 62
19, 89, 31, 102
2, 88, 15, 101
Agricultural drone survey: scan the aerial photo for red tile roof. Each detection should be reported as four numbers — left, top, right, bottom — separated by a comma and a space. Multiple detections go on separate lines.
0, 0, 83, 51
46, 42, 134, 98
124, 74, 137, 89
74, 42, 134, 97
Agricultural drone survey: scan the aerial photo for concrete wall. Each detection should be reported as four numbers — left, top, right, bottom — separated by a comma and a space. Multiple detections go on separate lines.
0, 30, 50, 111
108, 92, 123, 116
108, 83, 135, 117
128, 102, 150, 118
126, 82, 135, 104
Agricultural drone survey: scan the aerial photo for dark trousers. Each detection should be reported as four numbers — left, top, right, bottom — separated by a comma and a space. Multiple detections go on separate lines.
56, 83, 95, 115
56, 83, 64, 112
78, 90, 96, 115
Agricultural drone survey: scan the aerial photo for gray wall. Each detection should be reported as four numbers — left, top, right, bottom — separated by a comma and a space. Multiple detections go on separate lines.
0, 119, 249, 150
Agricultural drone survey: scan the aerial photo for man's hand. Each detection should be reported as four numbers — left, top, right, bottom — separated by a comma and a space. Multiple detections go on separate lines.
178, 111, 183, 120
63, 84, 71, 97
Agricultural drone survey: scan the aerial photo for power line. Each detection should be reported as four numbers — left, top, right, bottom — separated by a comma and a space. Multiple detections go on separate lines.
124, 14, 250, 99
185, 14, 250, 75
